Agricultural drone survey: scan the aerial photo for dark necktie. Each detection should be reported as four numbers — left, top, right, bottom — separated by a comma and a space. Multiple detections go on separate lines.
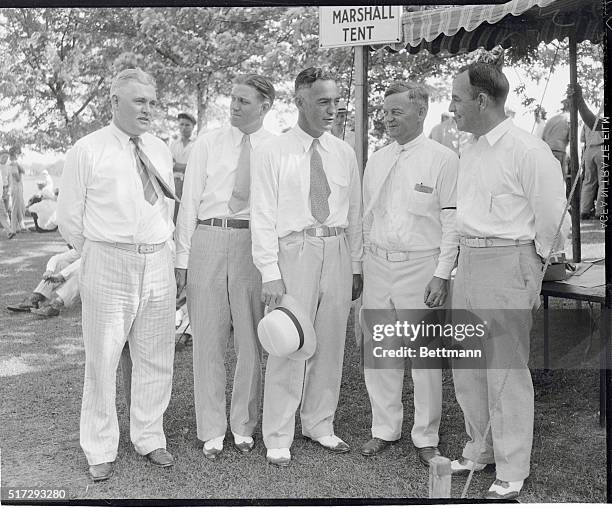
228, 134, 251, 213
130, 136, 180, 204
310, 138, 331, 223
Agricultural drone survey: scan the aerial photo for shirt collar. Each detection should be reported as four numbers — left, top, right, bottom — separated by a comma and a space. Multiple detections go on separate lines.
396, 133, 426, 153
482, 118, 513, 147
230, 124, 268, 149
292, 124, 334, 153
109, 121, 147, 150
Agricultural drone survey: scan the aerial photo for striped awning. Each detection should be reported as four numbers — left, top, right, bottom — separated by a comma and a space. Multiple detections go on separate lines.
379, 0, 602, 55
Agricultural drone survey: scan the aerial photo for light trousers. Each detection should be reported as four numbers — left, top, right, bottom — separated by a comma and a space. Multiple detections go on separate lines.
452, 243, 541, 482
362, 248, 443, 446
262, 232, 352, 449
79, 240, 175, 465
580, 144, 604, 215
187, 225, 264, 442
34, 261, 80, 307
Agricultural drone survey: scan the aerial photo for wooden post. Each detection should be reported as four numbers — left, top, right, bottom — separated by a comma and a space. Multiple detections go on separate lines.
568, 29, 581, 262
354, 45, 369, 175
428, 456, 451, 498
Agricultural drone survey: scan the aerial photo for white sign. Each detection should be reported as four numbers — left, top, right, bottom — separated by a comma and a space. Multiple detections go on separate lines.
319, 6, 402, 48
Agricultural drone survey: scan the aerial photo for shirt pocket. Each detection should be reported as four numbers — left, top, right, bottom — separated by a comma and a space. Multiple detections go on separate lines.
489, 192, 521, 224
327, 168, 350, 200
406, 188, 436, 217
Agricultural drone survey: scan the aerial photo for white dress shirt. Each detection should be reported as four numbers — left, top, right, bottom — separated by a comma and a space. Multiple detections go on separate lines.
169, 137, 195, 165
57, 122, 175, 253
174, 125, 275, 269
251, 124, 363, 283
457, 118, 570, 258
363, 134, 459, 279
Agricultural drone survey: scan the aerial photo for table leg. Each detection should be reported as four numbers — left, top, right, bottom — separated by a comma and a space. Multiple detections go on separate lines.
600, 303, 607, 427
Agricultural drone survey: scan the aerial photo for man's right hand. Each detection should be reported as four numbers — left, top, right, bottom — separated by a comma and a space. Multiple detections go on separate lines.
262, 279, 286, 308
175, 268, 187, 296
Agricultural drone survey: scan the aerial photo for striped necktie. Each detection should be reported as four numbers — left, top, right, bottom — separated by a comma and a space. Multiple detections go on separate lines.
130, 136, 180, 204
228, 134, 251, 213
310, 138, 331, 223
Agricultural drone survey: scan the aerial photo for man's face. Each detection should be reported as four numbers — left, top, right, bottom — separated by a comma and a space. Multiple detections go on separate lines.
383, 92, 424, 144
230, 84, 267, 134
112, 80, 157, 137
0, 153, 8, 165
297, 79, 339, 136
178, 119, 194, 139
449, 72, 480, 134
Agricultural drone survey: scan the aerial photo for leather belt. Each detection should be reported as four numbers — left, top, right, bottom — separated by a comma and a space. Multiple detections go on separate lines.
459, 237, 533, 248
105, 241, 166, 254
369, 244, 439, 262
304, 226, 343, 237
198, 218, 249, 229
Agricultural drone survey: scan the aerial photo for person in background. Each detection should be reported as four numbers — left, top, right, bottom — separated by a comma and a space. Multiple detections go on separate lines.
541, 98, 570, 193
169, 112, 196, 223
533, 106, 547, 139
7, 247, 80, 317
8, 147, 26, 236
0, 150, 10, 219
429, 112, 460, 154
27, 187, 58, 233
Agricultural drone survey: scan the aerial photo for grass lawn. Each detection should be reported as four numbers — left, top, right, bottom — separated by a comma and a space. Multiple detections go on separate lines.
0, 222, 606, 503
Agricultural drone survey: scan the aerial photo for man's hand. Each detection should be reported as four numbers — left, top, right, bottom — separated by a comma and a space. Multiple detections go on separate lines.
262, 279, 286, 308
175, 268, 187, 296
352, 274, 363, 301
424, 276, 449, 308
566, 83, 583, 100
47, 273, 66, 284
42, 270, 54, 280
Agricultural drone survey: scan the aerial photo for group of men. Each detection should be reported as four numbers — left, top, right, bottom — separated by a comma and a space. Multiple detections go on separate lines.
55, 62, 568, 501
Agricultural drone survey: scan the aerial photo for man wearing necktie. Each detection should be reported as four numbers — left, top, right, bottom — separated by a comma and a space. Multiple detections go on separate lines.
57, 68, 178, 481
251, 67, 363, 466
359, 82, 459, 466
175, 74, 276, 460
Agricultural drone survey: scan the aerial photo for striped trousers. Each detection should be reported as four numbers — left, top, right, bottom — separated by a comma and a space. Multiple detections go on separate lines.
79, 240, 175, 465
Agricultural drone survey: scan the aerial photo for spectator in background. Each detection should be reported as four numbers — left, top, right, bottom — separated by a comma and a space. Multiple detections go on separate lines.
8, 147, 26, 235
27, 187, 58, 232
541, 99, 570, 192
429, 112, 460, 154
1, 150, 10, 218
40, 169, 54, 193
169, 112, 196, 223
533, 106, 547, 139
332, 100, 356, 149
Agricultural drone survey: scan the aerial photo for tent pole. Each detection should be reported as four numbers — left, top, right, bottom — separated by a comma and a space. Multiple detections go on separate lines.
568, 29, 581, 262
355, 45, 369, 174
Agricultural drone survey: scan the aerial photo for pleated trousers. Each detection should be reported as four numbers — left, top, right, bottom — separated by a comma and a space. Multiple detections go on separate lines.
187, 224, 264, 442
79, 240, 175, 465
362, 248, 443, 446
451, 243, 541, 481
262, 231, 352, 449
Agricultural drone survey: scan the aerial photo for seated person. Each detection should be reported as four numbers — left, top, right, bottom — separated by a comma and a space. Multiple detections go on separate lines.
27, 188, 58, 233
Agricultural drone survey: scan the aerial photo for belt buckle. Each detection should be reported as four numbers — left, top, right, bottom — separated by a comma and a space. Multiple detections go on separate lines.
138, 244, 154, 254
221, 218, 229, 229
314, 226, 325, 237
387, 251, 404, 262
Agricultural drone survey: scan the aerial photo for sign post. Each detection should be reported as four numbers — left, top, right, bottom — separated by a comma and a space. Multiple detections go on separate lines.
319, 6, 402, 173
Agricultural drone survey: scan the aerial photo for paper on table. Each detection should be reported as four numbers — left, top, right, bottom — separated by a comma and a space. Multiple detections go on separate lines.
558, 263, 605, 288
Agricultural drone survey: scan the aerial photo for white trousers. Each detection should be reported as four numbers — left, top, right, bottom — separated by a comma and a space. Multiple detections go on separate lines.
362, 248, 443, 446
34, 261, 80, 307
79, 240, 175, 465
262, 232, 352, 449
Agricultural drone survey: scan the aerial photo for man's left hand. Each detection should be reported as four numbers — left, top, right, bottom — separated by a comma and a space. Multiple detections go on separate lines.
424, 276, 448, 308
47, 273, 66, 284
352, 274, 363, 301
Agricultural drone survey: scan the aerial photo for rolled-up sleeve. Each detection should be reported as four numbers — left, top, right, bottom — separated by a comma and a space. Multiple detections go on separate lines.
435, 153, 459, 279
56, 143, 91, 253
346, 151, 363, 274
250, 143, 281, 283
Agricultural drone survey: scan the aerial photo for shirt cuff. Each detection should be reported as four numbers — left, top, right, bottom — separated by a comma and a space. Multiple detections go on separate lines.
352, 261, 362, 275
261, 263, 282, 283
434, 261, 453, 280
175, 252, 189, 269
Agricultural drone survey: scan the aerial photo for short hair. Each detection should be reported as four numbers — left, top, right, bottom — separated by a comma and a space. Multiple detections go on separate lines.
233, 74, 276, 106
458, 62, 509, 103
384, 81, 429, 111
109, 68, 156, 101
178, 112, 196, 124
294, 67, 335, 94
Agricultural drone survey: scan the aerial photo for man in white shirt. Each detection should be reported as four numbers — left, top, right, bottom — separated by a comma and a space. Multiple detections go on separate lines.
57, 68, 179, 481
251, 67, 363, 466
169, 112, 196, 222
448, 62, 568, 500
360, 82, 459, 465
0, 150, 11, 235
175, 74, 276, 460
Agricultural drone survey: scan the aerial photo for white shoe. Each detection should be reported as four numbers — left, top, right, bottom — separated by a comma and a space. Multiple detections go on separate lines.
232, 432, 254, 453
485, 479, 524, 500
202, 435, 224, 460
312, 434, 350, 453
266, 448, 291, 467
450, 457, 488, 475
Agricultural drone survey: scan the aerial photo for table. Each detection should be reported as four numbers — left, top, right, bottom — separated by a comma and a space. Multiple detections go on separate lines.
540, 279, 607, 426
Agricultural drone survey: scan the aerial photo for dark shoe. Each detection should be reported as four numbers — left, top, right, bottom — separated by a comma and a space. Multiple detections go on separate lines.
7, 232, 15, 239
31, 304, 61, 317
89, 462, 113, 481
416, 446, 441, 467
6, 295, 40, 312
233, 437, 254, 454
360, 437, 398, 457
146, 448, 174, 467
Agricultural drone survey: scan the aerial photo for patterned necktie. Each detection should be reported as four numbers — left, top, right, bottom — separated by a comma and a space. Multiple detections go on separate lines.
130, 136, 180, 204
310, 138, 331, 223
228, 134, 251, 213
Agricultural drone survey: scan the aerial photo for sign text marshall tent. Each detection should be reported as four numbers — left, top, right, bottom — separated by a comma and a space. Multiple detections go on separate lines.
319, 6, 402, 48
